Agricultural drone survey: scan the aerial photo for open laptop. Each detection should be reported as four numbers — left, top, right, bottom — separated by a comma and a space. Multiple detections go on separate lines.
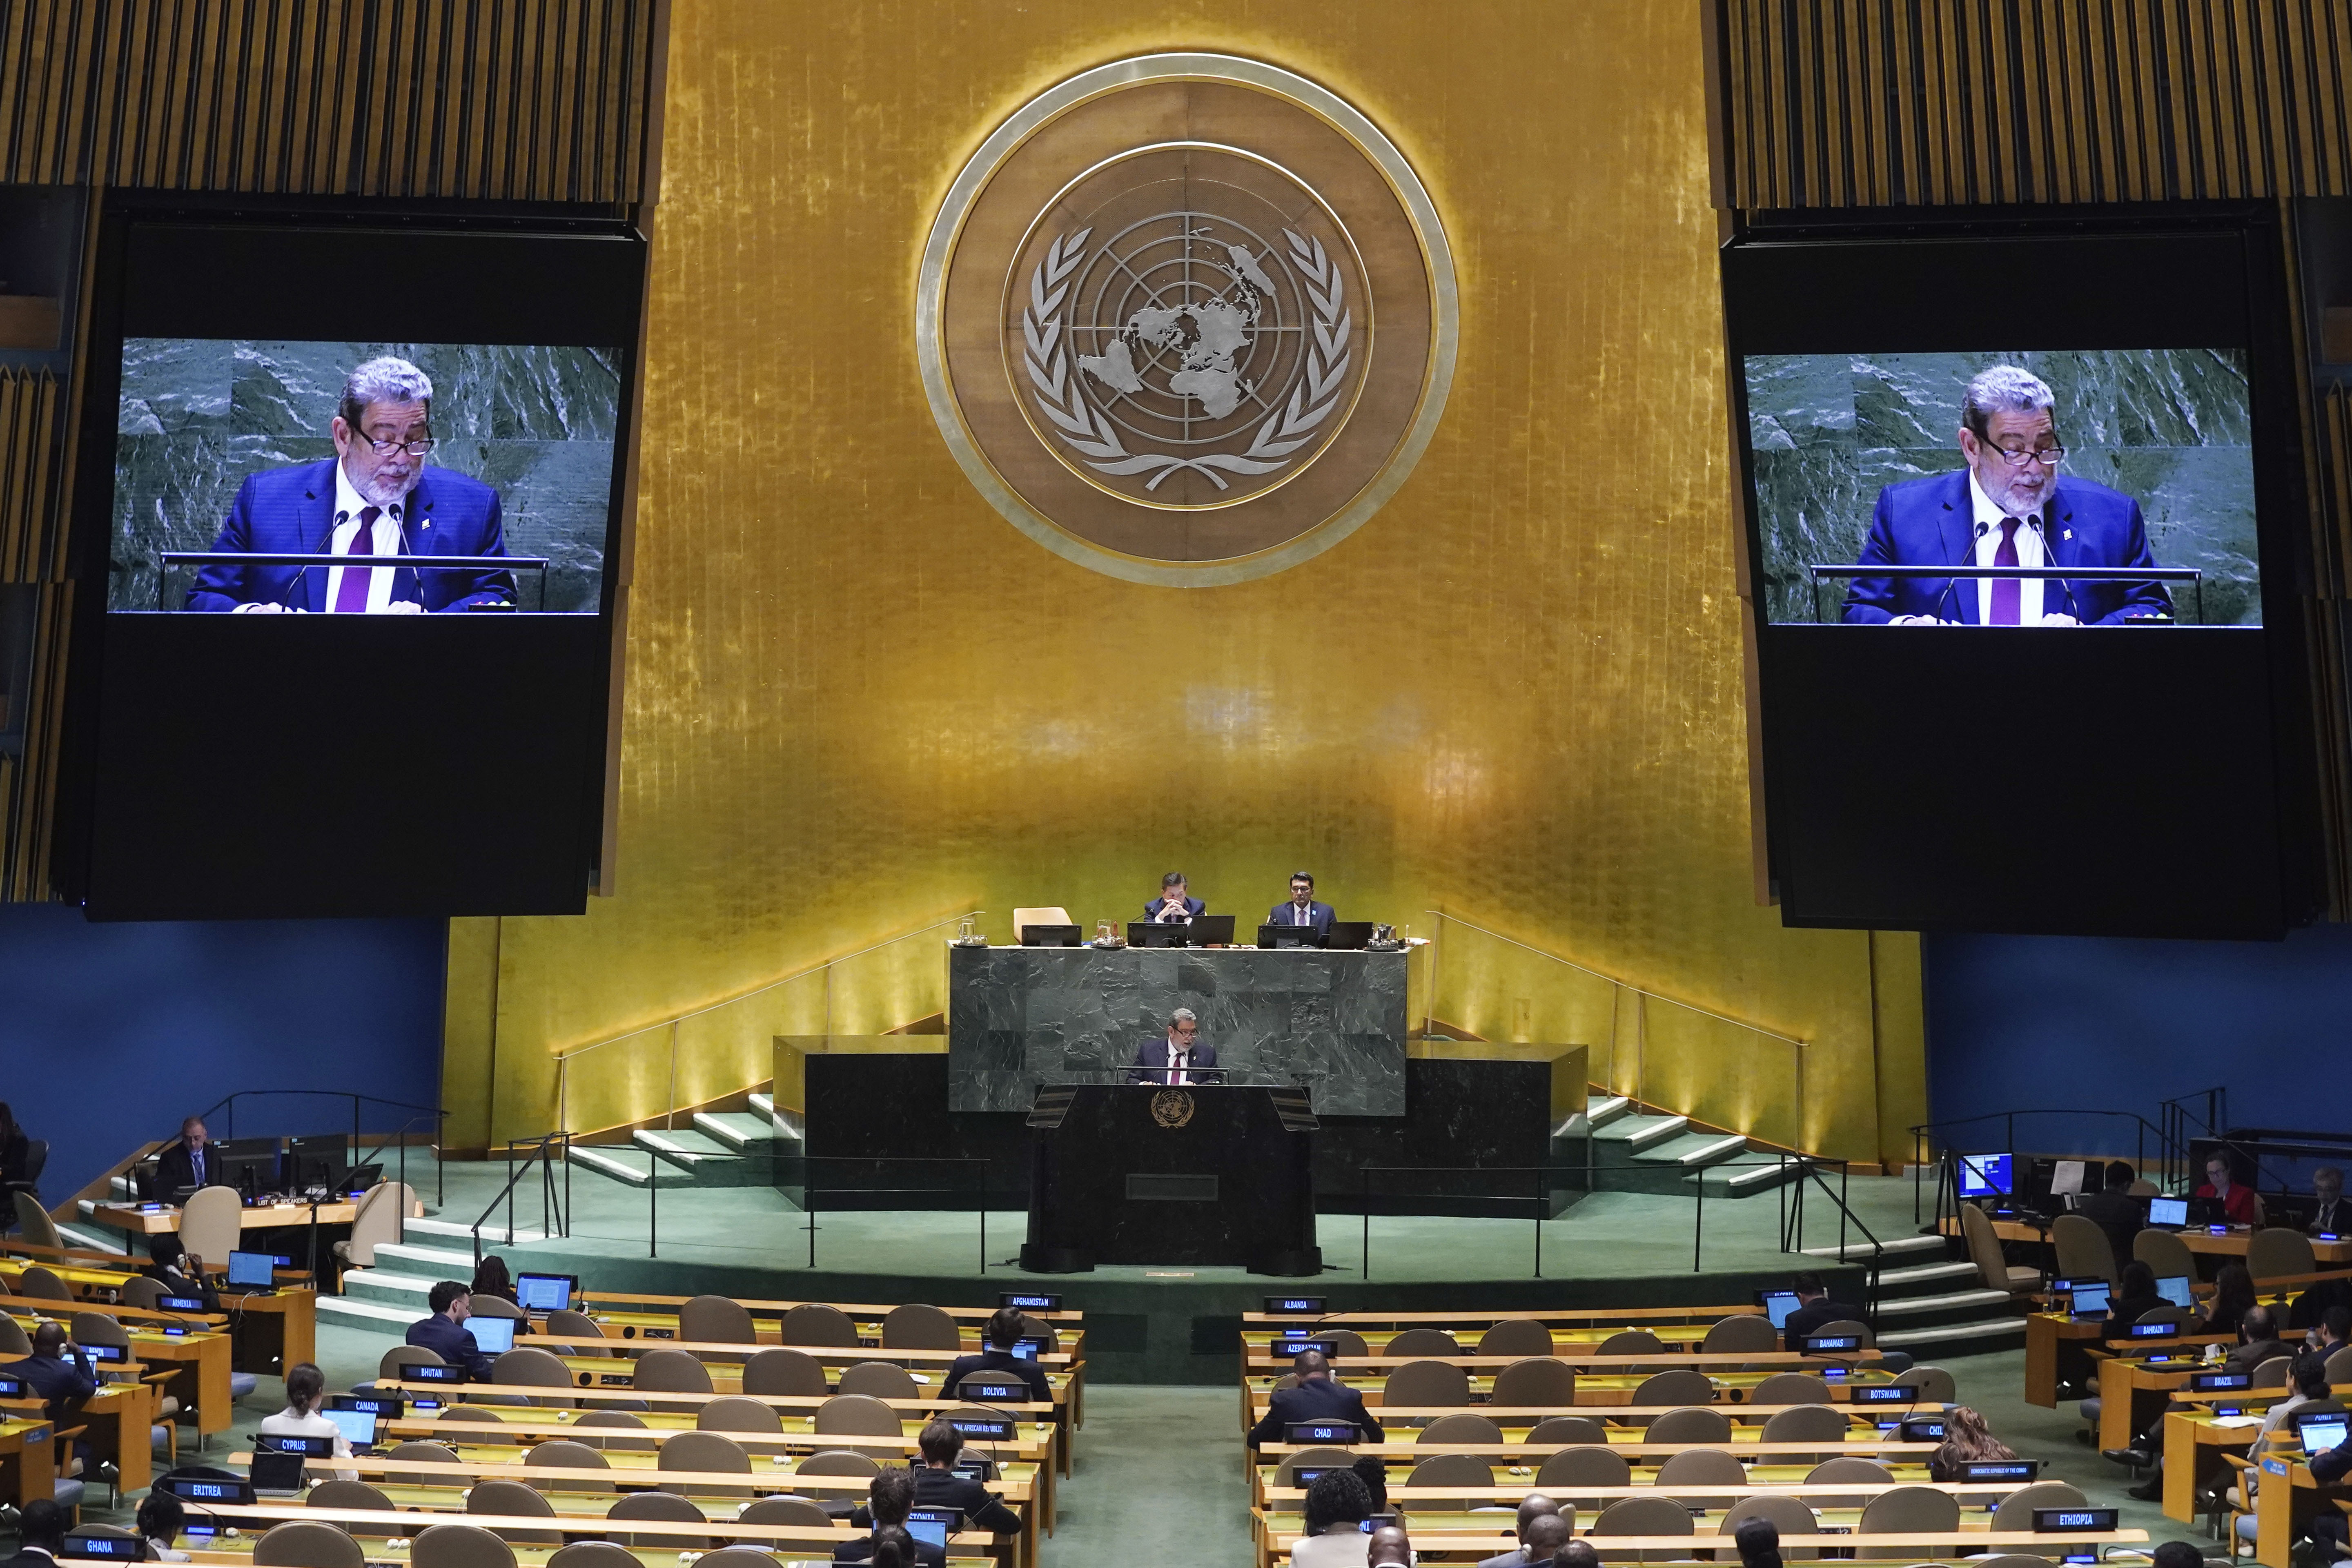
225, 1250, 278, 1293
2155, 1275, 2194, 1309
2146, 1194, 2190, 1229
1756, 1289, 1802, 1330
464, 1315, 517, 1358
2067, 1280, 2112, 1321
320, 1407, 378, 1452
1321, 921, 1374, 950
250, 1449, 308, 1498
515, 1272, 579, 1313
2299, 1411, 2350, 1457
903, 1508, 961, 1549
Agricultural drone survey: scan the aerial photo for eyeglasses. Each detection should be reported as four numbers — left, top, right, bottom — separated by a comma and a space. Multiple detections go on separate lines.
1982, 443, 2065, 468
354, 432, 437, 457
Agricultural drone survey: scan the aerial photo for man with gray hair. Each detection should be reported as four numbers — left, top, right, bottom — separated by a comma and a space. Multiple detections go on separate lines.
1129, 1005, 1222, 1084
187, 352, 516, 612
1841, 363, 2170, 626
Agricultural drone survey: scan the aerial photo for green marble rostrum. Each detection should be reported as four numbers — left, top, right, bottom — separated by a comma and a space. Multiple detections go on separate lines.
112, 339, 621, 613
1744, 349, 2259, 626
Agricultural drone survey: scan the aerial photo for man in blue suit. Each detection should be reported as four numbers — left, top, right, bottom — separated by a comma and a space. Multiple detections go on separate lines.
1130, 1008, 1222, 1084
1245, 1348, 1382, 1448
1144, 871, 1205, 923
186, 355, 516, 613
1841, 365, 2172, 627
404, 1279, 495, 1381
1266, 871, 1336, 933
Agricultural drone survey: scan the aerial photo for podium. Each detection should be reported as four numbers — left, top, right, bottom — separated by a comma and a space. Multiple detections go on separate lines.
1018, 1082, 1321, 1276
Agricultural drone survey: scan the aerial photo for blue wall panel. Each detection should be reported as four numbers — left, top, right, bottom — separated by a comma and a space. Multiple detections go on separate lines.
1923, 925, 2352, 1157
0, 904, 446, 1220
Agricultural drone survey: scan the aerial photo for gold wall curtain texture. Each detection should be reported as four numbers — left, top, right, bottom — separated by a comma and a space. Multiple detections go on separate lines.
0, 0, 660, 198
1713, 0, 2352, 207
440, 0, 1929, 1166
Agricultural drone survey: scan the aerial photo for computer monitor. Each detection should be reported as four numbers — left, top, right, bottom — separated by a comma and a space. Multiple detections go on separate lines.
903, 1509, 959, 1550
515, 1273, 579, 1312
1321, 921, 1374, 950
1127, 922, 1191, 948
1018, 924, 1083, 947
1956, 1152, 2013, 1199
225, 1250, 276, 1289
283, 1133, 349, 1193
2068, 1281, 2111, 1319
214, 1135, 283, 1194
2299, 1412, 2350, 1457
2156, 1275, 2194, 1308
1258, 923, 1324, 949
1756, 1290, 1802, 1329
2148, 1195, 2190, 1227
464, 1315, 517, 1356
320, 1408, 378, 1449
1012, 1334, 1052, 1361
1189, 915, 1236, 945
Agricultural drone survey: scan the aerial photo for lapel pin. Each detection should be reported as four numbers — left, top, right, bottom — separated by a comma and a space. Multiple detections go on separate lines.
2063, 529, 2073, 540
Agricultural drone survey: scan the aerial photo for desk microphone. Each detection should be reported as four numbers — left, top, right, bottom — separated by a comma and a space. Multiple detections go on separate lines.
1935, 520, 1990, 624
2028, 516, 2080, 621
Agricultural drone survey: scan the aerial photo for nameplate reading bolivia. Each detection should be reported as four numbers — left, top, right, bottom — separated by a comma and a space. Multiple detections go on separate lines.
918, 53, 1457, 586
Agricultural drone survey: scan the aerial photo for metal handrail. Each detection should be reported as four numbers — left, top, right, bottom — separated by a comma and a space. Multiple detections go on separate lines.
1907, 1107, 2177, 1223
187, 1089, 452, 1207
472, 1132, 570, 1261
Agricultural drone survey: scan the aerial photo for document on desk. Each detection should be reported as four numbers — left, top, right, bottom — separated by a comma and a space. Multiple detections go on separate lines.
2208, 1415, 2264, 1428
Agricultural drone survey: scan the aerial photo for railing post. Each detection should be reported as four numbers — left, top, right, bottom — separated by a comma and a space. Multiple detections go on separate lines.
1533, 1166, 1542, 1280
1362, 1166, 1371, 1282
649, 1158, 659, 1259
666, 1021, 680, 1131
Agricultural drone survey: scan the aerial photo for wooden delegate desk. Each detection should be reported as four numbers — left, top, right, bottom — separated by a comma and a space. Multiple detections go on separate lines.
0, 1254, 318, 1379
0, 1415, 56, 1507
125, 1324, 234, 1439
227, 1450, 1042, 1568
2025, 1314, 2236, 1408
2160, 1407, 2283, 1522
1253, 1526, 2145, 1568
2090, 1348, 2263, 1452
1243, 1371, 1901, 1425
1239, 1305, 1764, 1330
92, 1196, 424, 1240
379, 1408, 1060, 1532
182, 1546, 986, 1568
192, 1501, 998, 1564
3, 1379, 153, 1495
2252, 1447, 2352, 1568
2178, 1228, 2352, 1266
1251, 1437, 1939, 1496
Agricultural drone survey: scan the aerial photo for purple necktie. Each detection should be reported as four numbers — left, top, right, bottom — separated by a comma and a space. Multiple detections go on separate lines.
333, 506, 381, 613
1989, 517, 2021, 625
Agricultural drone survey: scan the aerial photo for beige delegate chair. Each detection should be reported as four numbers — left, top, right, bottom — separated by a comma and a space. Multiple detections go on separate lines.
332, 1181, 416, 1273
179, 1185, 245, 1265
2051, 1213, 2120, 1283
1012, 907, 1073, 942
1960, 1202, 2042, 1294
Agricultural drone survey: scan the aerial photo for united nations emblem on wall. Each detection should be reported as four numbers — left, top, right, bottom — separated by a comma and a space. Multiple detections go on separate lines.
918, 55, 1457, 586
1150, 1089, 1196, 1128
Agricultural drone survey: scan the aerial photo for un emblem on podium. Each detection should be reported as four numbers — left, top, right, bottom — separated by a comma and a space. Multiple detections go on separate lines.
1150, 1089, 1196, 1128
918, 54, 1457, 586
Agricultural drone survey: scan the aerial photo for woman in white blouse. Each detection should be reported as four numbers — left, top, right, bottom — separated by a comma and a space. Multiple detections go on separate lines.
257, 1362, 358, 1483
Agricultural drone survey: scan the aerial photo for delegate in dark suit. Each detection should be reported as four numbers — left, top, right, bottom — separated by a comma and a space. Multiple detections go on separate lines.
405, 1310, 496, 1381
1143, 894, 1206, 922
942, 1345, 1050, 1405
152, 1140, 221, 1197
6, 1345, 97, 1422
186, 459, 515, 612
1247, 1371, 1382, 1448
1265, 900, 1336, 931
1840, 470, 2172, 626
910, 1468, 1021, 1535
1129, 1037, 1221, 1085
833, 1535, 945, 1568
1782, 1296, 1869, 1350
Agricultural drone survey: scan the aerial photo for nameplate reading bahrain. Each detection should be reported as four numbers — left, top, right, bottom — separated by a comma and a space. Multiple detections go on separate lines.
918, 53, 1458, 586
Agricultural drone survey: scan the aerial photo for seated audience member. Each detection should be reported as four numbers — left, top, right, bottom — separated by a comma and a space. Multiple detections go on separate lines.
153, 1117, 217, 1196
838, 1470, 946, 1568
1248, 1347, 1383, 1448
909, 1419, 1022, 1535
2312, 1306, 2352, 1362
2103, 1261, 2169, 1342
1553, 1542, 1599, 1568
261, 1361, 359, 1481
2112, 1303, 2297, 1497
2223, 1352, 2342, 1515
1733, 1518, 1783, 1568
470, 1254, 519, 1306
10, 1321, 96, 1424
138, 1491, 191, 1562
1928, 1405, 2019, 1480
143, 1234, 219, 1309
2150, 1544, 2207, 1568
2074, 1160, 2145, 1262
1294, 1467, 1376, 1568
2197, 1152, 2264, 1227
9, 1497, 67, 1566
1784, 1270, 1913, 1372
1476, 1494, 1561, 1568
1352, 1454, 1389, 1514
2312, 1167, 2349, 1236
942, 1305, 1051, 1405
405, 1279, 495, 1381
2311, 1431, 2352, 1560
0, 1101, 29, 1236
2204, 1264, 2259, 1338
1517, 1516, 1573, 1568
864, 1526, 921, 1568
2229, 1304, 2292, 1375
1368, 1526, 1416, 1568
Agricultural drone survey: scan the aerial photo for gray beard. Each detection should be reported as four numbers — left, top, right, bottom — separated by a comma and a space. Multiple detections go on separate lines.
346, 460, 420, 510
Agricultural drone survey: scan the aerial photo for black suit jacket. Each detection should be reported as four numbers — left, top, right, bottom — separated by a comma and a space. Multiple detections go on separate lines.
942, 1347, 1049, 1405
833, 1535, 945, 1568
1246, 1374, 1382, 1447
145, 1263, 220, 1312
2229, 1337, 2292, 1377
1265, 900, 1336, 931
912, 1468, 1022, 1535
154, 1142, 219, 1196
1782, 1298, 1868, 1350
5, 1349, 97, 1422
1143, 895, 1206, 922
1129, 1038, 1222, 1085
2311, 1198, 2351, 1236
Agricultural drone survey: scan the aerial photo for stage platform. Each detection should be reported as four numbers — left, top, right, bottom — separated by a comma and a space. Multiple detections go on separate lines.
284, 1155, 1951, 1383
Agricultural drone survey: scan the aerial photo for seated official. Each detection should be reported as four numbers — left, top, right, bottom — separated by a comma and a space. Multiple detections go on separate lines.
1145, 872, 1205, 924
943, 1305, 1051, 1405
2072, 1159, 2145, 1263
143, 1234, 220, 1310
1294, 1467, 1376, 1568
837, 1470, 945, 1568
1247, 1348, 1382, 1448
153, 1116, 217, 1197
7, 1321, 96, 1423
261, 1362, 359, 1482
2197, 1152, 2265, 1227
1476, 1495, 1561, 1568
1927, 1406, 2018, 1481
139, 1492, 192, 1563
10, 1499, 67, 1568
909, 1419, 1022, 1535
2311, 1306, 2352, 1363
2102, 1261, 2169, 1342
1730, 1519, 1782, 1568
2205, 1264, 2260, 1337
1369, 1526, 1419, 1568
2311, 1167, 2348, 1236
1784, 1269, 1912, 1372
1267, 871, 1336, 933
1130, 1007, 1221, 1085
405, 1280, 496, 1381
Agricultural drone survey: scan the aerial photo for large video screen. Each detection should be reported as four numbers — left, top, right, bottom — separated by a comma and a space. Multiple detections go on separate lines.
114, 341, 619, 616
1746, 350, 2258, 629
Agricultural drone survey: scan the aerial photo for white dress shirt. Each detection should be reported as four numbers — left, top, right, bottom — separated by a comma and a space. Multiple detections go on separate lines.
1287, 901, 1314, 925
261, 1405, 358, 1481
323, 465, 408, 614
1166, 1046, 1192, 1086
1967, 471, 2045, 625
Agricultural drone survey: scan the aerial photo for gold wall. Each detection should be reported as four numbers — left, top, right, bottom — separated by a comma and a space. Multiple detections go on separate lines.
444, 0, 1928, 1164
